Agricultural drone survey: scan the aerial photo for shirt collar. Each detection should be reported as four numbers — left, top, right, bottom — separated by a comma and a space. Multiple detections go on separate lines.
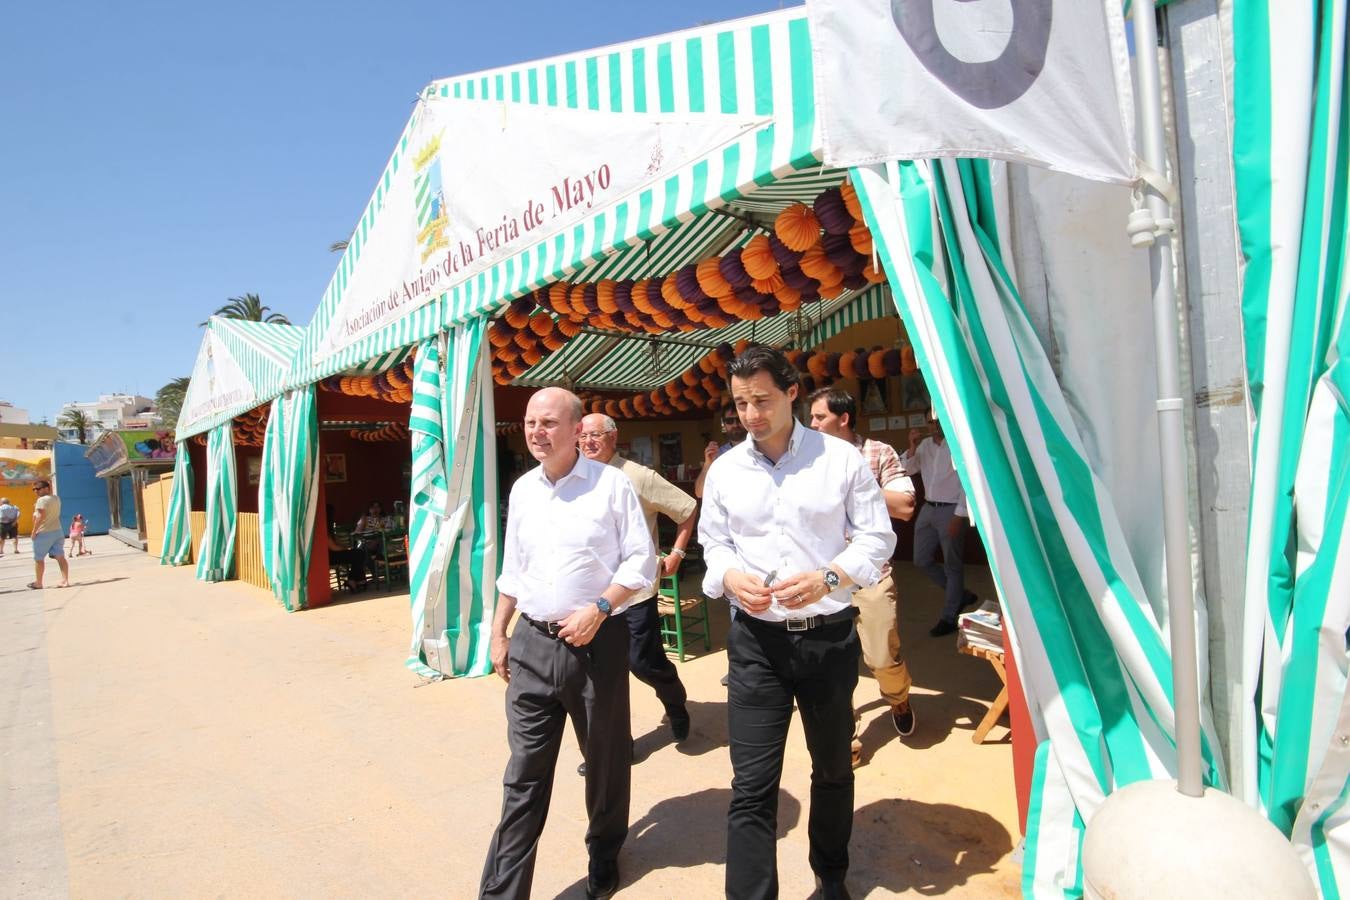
748, 419, 806, 466
535, 451, 590, 488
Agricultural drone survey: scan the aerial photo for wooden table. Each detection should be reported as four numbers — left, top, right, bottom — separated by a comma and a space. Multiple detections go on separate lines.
958, 640, 1009, 744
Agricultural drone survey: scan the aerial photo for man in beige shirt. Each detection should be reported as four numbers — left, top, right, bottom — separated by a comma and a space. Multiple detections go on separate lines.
580, 413, 698, 753
27, 479, 69, 590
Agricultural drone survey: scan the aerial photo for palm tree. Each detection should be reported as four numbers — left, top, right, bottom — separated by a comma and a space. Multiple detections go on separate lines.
200, 293, 291, 326
156, 376, 192, 430
58, 409, 94, 445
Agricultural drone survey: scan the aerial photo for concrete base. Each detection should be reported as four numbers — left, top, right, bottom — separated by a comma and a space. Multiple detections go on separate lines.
1082, 780, 1315, 899
108, 527, 146, 551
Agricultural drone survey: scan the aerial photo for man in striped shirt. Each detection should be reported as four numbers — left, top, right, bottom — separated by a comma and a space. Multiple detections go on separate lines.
808, 388, 918, 761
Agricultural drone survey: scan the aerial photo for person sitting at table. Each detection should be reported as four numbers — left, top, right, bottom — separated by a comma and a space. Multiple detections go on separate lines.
326, 531, 370, 593
355, 501, 388, 533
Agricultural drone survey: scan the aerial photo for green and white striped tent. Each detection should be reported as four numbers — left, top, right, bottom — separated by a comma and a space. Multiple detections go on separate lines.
173, 318, 304, 582
1233, 0, 1349, 891
167, 2, 1346, 894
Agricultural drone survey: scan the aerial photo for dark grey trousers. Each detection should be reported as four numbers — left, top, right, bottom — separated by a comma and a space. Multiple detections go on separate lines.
479, 613, 631, 900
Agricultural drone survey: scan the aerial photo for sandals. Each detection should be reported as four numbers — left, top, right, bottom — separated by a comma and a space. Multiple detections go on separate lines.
26, 582, 41, 590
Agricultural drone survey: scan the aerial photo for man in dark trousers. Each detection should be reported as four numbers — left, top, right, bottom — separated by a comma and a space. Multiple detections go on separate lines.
579, 413, 697, 757
480, 387, 656, 900
700, 347, 896, 900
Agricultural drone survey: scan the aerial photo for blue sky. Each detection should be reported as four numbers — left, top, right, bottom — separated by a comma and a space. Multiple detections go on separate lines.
0, 0, 785, 423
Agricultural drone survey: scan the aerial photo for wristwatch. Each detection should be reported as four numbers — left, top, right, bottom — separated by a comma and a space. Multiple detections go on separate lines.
595, 597, 613, 616
820, 568, 841, 591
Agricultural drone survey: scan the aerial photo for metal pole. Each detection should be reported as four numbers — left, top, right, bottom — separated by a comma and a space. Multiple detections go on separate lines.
1131, 0, 1203, 797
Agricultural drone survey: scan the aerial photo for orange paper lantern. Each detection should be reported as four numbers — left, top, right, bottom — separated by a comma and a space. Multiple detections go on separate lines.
774, 203, 821, 252
840, 180, 863, 221
741, 234, 779, 281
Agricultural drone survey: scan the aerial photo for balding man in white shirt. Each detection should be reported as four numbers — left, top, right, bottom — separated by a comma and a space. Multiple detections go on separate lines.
901, 407, 978, 636
480, 387, 656, 900
700, 346, 895, 900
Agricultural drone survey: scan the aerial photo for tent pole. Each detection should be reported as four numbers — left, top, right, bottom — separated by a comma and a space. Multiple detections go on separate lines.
1130, 0, 1202, 798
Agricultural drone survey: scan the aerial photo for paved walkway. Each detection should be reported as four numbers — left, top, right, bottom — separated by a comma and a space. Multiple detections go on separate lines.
2, 535, 1020, 898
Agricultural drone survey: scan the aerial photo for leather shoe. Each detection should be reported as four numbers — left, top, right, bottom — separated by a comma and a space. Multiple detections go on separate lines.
929, 618, 957, 637
816, 877, 851, 899
668, 707, 691, 742
577, 761, 587, 777
586, 859, 619, 899
892, 701, 916, 737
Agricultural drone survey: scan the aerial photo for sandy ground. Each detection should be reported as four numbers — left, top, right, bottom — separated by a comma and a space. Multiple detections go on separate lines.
2, 535, 1021, 898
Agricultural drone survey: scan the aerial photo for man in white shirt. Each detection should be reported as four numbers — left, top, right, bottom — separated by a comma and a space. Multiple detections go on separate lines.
480, 388, 656, 900
701, 347, 895, 900
579, 413, 697, 754
900, 407, 979, 636
807, 387, 918, 760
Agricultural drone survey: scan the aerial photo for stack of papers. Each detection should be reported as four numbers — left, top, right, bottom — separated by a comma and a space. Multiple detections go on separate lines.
958, 602, 1003, 653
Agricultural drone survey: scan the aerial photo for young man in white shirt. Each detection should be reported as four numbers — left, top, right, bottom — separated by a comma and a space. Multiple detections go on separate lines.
481, 388, 656, 900
700, 347, 895, 900
900, 407, 978, 636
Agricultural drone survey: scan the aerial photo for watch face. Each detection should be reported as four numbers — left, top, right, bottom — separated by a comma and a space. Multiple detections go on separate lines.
823, 569, 840, 589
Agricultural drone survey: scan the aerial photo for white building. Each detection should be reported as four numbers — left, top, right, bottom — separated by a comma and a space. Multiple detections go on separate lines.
57, 394, 161, 442
0, 401, 30, 424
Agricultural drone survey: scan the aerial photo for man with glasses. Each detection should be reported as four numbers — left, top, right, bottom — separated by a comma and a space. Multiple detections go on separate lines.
693, 405, 747, 498
26, 479, 69, 590
578, 413, 697, 764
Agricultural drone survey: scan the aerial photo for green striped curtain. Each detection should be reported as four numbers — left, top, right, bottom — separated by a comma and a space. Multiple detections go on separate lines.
195, 422, 238, 583
259, 387, 319, 611
853, 158, 1223, 896
160, 441, 193, 566
1234, 1, 1350, 891
406, 324, 498, 678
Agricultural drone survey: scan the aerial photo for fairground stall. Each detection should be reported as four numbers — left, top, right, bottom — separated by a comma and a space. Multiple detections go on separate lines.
166, 1, 1348, 893
86, 430, 176, 548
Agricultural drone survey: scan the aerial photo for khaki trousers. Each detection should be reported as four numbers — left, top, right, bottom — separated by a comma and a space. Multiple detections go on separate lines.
851, 573, 911, 745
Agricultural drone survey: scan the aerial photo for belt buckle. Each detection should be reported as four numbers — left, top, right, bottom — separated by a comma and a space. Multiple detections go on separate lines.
786, 617, 811, 632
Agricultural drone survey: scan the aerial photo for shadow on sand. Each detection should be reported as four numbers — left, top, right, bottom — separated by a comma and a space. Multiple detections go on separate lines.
553, 786, 803, 898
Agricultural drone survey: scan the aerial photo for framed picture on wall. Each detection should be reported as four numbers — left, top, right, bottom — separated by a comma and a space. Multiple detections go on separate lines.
323, 453, 347, 483
860, 378, 888, 415
901, 372, 931, 411
246, 456, 262, 486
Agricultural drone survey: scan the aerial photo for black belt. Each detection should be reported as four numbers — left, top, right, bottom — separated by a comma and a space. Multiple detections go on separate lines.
741, 606, 858, 633
926, 500, 957, 507
520, 613, 567, 638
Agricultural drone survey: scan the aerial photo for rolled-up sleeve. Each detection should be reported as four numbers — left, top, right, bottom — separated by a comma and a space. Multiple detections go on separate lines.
609, 478, 656, 594
698, 468, 738, 599
833, 455, 896, 588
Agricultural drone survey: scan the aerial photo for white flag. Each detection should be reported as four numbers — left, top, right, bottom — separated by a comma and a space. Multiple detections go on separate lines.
809, 0, 1136, 183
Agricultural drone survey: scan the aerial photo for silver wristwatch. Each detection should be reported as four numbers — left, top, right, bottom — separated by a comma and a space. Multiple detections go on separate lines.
820, 567, 841, 591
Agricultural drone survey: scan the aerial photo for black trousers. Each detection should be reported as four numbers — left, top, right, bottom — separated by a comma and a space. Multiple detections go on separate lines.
726, 612, 860, 900
624, 599, 688, 716
479, 613, 631, 900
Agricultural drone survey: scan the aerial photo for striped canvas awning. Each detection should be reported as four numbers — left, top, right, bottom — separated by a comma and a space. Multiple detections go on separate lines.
283, 7, 821, 394
178, 318, 304, 439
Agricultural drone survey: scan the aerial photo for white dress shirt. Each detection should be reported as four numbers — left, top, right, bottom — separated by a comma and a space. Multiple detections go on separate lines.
699, 421, 896, 622
900, 436, 968, 517
497, 454, 656, 622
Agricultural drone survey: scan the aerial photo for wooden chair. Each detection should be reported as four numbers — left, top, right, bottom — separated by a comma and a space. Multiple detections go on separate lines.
375, 534, 410, 587
656, 569, 711, 661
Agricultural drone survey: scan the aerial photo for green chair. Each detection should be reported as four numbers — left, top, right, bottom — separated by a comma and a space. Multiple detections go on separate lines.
656, 568, 711, 661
